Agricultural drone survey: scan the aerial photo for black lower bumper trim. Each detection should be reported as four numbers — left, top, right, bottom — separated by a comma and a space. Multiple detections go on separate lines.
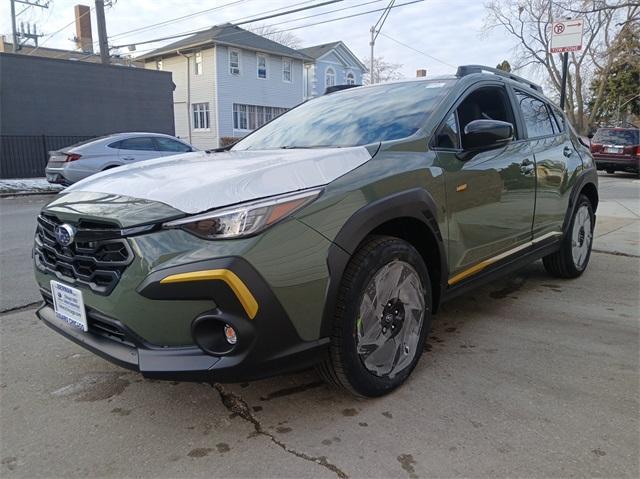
37, 305, 329, 382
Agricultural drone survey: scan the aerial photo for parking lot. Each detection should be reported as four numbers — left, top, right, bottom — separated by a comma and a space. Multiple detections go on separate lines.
1, 172, 638, 478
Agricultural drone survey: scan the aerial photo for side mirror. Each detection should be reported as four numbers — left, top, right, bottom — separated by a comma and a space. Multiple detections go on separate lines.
587, 132, 594, 139
463, 119, 514, 151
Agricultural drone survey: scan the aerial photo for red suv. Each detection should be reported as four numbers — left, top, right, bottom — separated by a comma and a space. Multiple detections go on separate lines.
590, 127, 640, 175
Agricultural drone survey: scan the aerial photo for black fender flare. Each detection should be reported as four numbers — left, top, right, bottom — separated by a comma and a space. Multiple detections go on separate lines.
319, 188, 448, 337
562, 168, 598, 236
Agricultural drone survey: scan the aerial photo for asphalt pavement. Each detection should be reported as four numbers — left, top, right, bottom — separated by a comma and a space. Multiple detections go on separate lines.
0, 194, 47, 311
0, 172, 638, 478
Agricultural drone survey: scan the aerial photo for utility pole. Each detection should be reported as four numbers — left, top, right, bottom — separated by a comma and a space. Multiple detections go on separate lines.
368, 0, 395, 84
95, 0, 110, 64
9, 0, 49, 52
10, 0, 18, 52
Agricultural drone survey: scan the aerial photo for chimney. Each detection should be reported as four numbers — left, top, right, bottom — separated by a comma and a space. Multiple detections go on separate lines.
74, 5, 93, 53
416, 69, 427, 77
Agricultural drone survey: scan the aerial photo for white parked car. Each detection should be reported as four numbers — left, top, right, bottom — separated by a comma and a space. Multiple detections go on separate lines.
45, 132, 197, 185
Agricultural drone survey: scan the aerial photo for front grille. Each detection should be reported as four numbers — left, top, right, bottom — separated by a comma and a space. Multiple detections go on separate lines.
34, 215, 134, 295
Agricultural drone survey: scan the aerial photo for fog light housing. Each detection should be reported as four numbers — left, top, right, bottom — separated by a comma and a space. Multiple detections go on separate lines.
224, 324, 237, 345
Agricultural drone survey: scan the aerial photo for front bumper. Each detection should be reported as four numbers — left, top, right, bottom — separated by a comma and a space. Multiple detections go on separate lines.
36, 256, 330, 382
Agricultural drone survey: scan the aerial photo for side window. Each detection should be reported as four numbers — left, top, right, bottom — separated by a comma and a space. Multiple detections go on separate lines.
549, 106, 566, 133
107, 140, 122, 149
229, 49, 240, 75
154, 138, 192, 152
257, 54, 267, 79
456, 85, 515, 149
515, 91, 555, 138
434, 111, 460, 149
119, 137, 157, 151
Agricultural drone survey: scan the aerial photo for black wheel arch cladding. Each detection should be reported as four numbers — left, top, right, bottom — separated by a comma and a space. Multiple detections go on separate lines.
320, 188, 447, 338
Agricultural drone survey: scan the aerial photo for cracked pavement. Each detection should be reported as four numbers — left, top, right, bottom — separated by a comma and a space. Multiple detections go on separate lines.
1, 172, 638, 477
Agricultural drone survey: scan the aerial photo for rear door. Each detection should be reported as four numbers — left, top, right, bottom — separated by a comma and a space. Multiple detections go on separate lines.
116, 137, 161, 163
513, 90, 581, 238
434, 82, 536, 284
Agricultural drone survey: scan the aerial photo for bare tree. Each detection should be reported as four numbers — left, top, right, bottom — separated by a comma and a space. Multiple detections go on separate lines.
484, 0, 638, 133
247, 24, 302, 49
362, 56, 404, 85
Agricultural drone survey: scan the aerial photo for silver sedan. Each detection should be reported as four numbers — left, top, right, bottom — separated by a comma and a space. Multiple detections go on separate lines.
45, 132, 196, 185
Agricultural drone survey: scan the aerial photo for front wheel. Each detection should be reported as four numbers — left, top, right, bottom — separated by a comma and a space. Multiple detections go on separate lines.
317, 236, 432, 397
543, 194, 594, 278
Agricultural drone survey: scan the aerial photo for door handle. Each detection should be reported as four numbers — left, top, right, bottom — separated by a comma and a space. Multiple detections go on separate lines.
122, 157, 136, 161
563, 146, 573, 157
520, 158, 534, 174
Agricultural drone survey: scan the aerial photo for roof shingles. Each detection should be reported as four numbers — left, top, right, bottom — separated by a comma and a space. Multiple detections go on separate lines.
140, 23, 311, 61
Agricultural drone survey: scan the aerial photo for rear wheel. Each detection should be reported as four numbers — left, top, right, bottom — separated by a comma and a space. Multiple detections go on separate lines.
543, 194, 594, 278
317, 236, 432, 397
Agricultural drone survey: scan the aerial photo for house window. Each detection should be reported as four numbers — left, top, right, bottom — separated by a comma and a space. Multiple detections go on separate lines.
234, 103, 288, 130
194, 51, 203, 75
192, 103, 210, 130
156, 59, 163, 71
346, 72, 355, 85
325, 68, 335, 88
257, 54, 267, 79
282, 58, 292, 82
229, 49, 240, 75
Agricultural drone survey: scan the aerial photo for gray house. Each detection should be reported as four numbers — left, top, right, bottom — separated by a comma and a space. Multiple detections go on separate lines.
141, 23, 311, 149
298, 41, 367, 99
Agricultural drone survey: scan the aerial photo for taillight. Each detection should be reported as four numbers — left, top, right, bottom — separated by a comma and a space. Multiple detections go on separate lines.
590, 143, 602, 153
65, 153, 82, 162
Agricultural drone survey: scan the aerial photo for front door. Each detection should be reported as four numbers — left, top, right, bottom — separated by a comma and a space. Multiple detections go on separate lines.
434, 84, 536, 285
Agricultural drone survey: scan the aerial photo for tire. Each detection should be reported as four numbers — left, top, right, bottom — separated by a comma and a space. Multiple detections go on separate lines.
317, 235, 432, 397
543, 194, 594, 279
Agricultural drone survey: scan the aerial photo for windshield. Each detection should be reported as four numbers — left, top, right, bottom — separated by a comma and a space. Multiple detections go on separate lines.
593, 129, 639, 145
233, 80, 454, 150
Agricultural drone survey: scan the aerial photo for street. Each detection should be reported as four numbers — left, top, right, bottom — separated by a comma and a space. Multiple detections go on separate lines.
1, 172, 639, 478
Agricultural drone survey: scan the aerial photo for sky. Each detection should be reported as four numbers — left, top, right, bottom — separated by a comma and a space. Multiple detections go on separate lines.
0, 0, 513, 77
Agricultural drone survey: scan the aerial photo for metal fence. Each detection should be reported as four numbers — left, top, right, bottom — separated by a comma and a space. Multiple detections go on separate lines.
0, 135, 96, 179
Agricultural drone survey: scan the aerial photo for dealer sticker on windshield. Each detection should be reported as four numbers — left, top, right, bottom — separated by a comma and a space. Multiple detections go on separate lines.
50, 280, 88, 332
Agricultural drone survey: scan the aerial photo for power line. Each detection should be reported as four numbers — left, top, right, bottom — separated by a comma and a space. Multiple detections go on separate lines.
108, 0, 253, 40
261, 0, 386, 28
110, 0, 340, 44
379, 31, 455, 68
116, 0, 423, 51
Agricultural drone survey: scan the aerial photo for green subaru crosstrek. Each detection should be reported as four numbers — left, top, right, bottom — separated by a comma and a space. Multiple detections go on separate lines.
34, 65, 598, 397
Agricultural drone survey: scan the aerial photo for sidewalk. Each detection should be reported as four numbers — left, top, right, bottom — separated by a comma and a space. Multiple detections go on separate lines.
0, 178, 64, 196
594, 173, 640, 257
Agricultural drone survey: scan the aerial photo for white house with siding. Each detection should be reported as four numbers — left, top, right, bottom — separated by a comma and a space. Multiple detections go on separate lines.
141, 23, 311, 150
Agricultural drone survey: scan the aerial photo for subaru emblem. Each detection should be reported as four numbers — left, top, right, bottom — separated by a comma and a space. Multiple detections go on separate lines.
54, 224, 76, 247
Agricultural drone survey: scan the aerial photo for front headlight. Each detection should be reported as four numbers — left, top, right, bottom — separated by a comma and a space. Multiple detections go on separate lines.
163, 188, 322, 239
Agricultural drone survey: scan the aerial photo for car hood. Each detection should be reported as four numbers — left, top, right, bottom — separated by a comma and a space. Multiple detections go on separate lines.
64, 147, 373, 214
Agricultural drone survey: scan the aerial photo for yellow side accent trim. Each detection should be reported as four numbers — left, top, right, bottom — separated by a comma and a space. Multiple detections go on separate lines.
448, 232, 562, 286
456, 183, 468, 192
160, 269, 259, 319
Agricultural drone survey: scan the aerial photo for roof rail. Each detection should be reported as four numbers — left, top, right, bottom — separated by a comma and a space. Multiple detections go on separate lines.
456, 65, 543, 92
